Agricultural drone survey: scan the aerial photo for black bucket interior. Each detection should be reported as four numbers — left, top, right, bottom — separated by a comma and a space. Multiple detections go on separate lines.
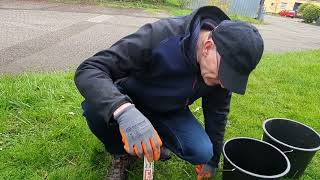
224, 138, 289, 176
265, 119, 320, 149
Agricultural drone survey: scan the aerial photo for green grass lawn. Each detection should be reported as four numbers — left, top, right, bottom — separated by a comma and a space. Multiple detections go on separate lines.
1, 49, 320, 179
49, 0, 192, 16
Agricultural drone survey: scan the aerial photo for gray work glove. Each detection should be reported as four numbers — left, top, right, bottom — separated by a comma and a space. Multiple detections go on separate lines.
114, 104, 162, 162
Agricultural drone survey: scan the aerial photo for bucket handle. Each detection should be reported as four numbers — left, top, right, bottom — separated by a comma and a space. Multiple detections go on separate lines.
283, 149, 294, 153
222, 168, 236, 172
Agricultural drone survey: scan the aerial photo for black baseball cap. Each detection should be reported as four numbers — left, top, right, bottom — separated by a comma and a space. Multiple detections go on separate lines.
212, 20, 264, 95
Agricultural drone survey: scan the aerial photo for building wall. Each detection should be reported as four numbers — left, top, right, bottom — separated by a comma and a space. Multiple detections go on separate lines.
265, 0, 320, 13
264, 0, 295, 13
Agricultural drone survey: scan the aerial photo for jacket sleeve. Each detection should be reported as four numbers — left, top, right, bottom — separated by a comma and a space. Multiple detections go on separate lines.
202, 87, 232, 167
75, 23, 156, 123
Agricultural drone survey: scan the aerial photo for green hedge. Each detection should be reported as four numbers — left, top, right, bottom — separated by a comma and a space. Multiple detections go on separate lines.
302, 4, 320, 23
298, 3, 312, 14
176, 0, 191, 8
122, 0, 165, 2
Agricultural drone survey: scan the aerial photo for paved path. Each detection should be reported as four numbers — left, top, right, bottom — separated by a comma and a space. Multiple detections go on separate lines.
258, 15, 320, 53
1, 0, 320, 74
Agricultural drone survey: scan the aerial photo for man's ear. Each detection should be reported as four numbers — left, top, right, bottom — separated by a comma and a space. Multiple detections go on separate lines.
203, 39, 214, 56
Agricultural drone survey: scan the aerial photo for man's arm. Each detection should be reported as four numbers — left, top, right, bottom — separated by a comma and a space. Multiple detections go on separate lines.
75, 23, 155, 122
75, 23, 167, 161
202, 87, 232, 167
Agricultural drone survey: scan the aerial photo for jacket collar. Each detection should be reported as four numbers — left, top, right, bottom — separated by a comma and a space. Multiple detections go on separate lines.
181, 6, 230, 73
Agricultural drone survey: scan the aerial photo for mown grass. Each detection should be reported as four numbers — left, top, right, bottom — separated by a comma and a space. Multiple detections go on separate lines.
48, 0, 262, 23
1, 49, 319, 179
48, 0, 192, 16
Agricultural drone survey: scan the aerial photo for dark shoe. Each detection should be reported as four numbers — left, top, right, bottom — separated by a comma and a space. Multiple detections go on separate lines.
106, 154, 135, 180
159, 146, 171, 161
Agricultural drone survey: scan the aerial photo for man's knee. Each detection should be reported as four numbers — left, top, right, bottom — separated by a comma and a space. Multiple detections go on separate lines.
81, 101, 109, 132
183, 140, 214, 164
81, 101, 93, 119
81, 101, 105, 123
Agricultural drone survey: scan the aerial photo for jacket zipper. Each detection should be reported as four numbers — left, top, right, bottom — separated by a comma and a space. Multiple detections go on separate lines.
185, 76, 198, 108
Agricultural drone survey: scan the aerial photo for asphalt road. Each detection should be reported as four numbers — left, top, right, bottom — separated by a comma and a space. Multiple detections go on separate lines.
1, 0, 320, 74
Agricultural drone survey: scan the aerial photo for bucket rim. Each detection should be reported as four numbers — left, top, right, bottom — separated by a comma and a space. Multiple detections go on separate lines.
223, 137, 291, 179
263, 118, 320, 152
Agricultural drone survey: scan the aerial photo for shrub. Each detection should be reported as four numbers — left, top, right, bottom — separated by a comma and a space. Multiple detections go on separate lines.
177, 0, 191, 8
148, 0, 165, 3
298, 3, 312, 14
119, 0, 165, 3
209, 0, 229, 12
302, 4, 320, 23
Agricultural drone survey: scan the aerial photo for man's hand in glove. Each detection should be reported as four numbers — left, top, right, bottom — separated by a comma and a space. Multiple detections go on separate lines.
195, 164, 217, 180
113, 103, 162, 162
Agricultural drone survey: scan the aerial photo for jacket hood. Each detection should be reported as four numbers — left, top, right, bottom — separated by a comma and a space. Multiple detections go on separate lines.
181, 6, 230, 73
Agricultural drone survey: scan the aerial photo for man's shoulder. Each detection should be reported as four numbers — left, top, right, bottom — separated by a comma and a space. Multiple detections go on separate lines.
152, 15, 189, 33
146, 15, 190, 47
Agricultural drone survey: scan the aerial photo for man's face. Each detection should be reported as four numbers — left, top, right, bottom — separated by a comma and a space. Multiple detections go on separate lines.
197, 33, 222, 87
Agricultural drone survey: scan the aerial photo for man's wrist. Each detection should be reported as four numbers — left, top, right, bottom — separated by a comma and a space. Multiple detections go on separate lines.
113, 103, 133, 117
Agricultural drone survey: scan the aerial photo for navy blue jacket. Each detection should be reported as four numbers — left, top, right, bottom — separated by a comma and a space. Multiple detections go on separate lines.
75, 6, 232, 166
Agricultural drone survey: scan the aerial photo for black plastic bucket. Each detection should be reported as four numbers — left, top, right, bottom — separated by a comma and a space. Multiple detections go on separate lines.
222, 137, 290, 180
263, 118, 320, 178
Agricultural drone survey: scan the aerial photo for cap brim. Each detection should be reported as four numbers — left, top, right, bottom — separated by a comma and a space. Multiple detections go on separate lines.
219, 59, 248, 95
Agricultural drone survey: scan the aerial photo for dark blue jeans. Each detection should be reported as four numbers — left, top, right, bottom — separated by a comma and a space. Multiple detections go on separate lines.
82, 101, 213, 165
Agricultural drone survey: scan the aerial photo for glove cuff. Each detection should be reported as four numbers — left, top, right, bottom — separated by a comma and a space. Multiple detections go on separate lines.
113, 104, 135, 120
